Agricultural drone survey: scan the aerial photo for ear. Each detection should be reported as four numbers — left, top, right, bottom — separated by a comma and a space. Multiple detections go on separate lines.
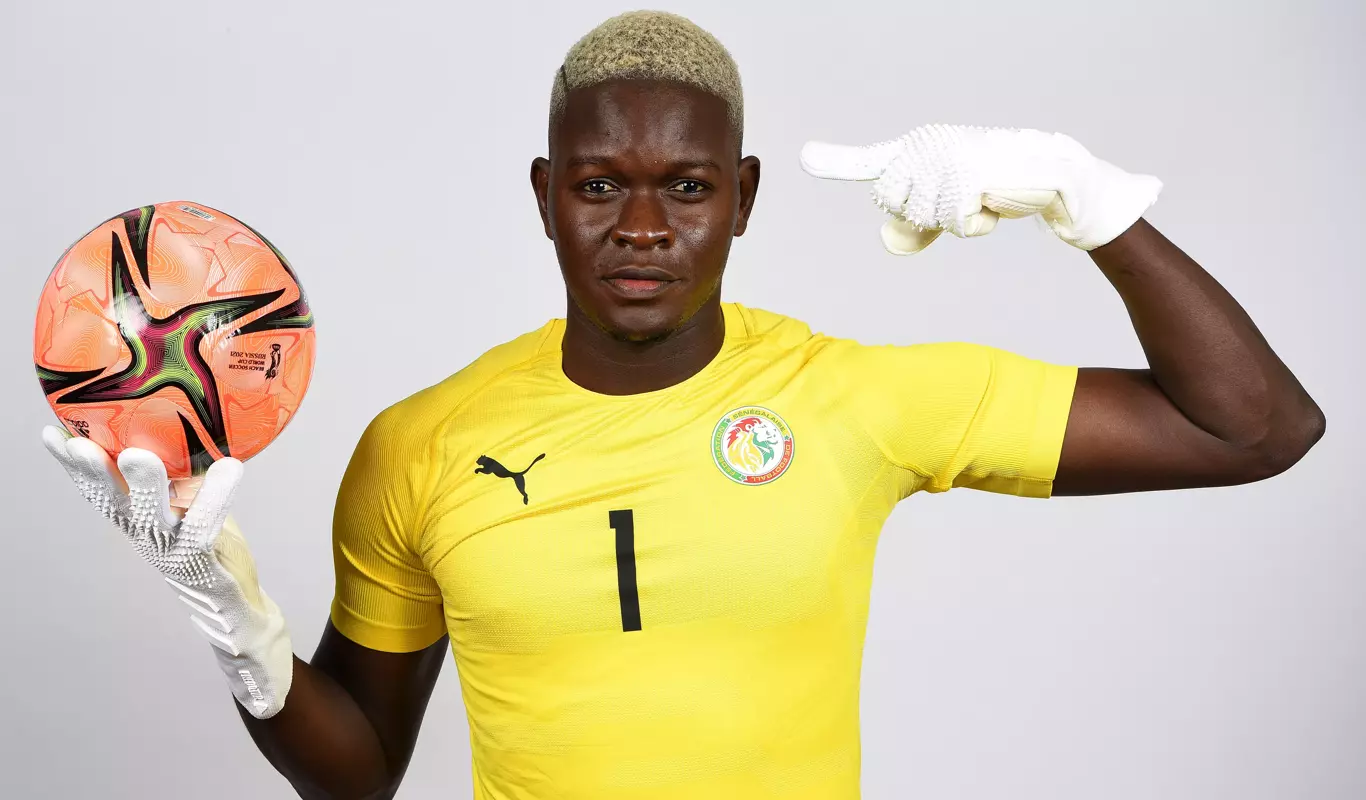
733, 155, 761, 237
530, 157, 553, 240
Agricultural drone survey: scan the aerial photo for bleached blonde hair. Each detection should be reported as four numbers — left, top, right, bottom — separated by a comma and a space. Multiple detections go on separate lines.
549, 10, 744, 146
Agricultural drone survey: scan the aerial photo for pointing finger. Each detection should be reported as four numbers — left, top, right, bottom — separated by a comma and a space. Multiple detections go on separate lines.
800, 140, 900, 181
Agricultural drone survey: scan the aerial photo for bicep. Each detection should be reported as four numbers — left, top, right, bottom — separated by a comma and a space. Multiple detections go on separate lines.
311, 620, 448, 786
1053, 367, 1261, 495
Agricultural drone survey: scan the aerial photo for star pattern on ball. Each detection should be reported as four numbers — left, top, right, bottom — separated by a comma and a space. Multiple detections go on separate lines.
53, 229, 286, 458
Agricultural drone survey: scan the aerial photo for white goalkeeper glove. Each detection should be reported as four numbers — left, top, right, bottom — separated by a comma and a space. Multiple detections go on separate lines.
42, 426, 293, 719
800, 123, 1162, 254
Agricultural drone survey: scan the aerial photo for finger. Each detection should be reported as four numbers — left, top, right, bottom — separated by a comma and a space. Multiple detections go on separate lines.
872, 174, 911, 218
880, 218, 944, 255
42, 426, 91, 495
42, 425, 76, 470
800, 140, 901, 181
63, 435, 130, 520
185, 458, 244, 546
983, 188, 1056, 219
959, 209, 1000, 238
117, 448, 177, 543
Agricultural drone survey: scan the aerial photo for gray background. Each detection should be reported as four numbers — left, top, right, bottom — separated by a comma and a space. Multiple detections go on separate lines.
2, 0, 1362, 797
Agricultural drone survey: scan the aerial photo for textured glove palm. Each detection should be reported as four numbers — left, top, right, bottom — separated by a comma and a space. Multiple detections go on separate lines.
801, 123, 1162, 254
43, 426, 293, 718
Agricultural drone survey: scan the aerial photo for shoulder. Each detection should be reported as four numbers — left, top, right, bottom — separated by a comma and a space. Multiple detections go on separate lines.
727, 303, 1006, 377
727, 303, 817, 349
363, 320, 559, 451
727, 303, 913, 379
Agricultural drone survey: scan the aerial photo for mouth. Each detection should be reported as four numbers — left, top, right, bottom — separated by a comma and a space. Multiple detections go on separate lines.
601, 266, 680, 299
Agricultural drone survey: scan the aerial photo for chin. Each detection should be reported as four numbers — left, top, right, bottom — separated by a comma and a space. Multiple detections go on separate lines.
569, 284, 702, 344
601, 305, 681, 343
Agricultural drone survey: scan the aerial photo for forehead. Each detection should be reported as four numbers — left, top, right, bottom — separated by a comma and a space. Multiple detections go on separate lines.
553, 79, 735, 161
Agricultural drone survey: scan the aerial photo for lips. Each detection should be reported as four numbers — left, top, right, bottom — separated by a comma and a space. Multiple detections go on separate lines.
602, 266, 679, 299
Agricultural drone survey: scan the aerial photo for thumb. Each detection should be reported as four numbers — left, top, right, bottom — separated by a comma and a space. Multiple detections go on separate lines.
185, 458, 245, 541
957, 209, 1000, 239
800, 140, 900, 181
214, 516, 265, 612
880, 218, 944, 255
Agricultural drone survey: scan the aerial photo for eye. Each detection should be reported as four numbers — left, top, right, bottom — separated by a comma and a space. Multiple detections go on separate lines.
672, 179, 708, 195
581, 179, 617, 195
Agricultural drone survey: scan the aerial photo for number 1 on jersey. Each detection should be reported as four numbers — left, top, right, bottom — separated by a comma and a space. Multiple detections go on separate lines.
609, 509, 642, 632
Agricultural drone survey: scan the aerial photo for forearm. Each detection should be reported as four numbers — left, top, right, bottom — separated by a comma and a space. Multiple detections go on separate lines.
236, 656, 395, 800
1090, 218, 1325, 466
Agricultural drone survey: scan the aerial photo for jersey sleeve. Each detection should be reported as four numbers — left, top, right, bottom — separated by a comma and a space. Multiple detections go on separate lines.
329, 407, 447, 653
840, 340, 1078, 499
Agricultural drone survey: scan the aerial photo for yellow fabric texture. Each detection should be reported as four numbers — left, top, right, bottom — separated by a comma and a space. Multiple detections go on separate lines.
331, 303, 1077, 799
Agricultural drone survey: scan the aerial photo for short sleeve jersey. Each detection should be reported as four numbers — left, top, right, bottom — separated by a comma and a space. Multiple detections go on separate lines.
331, 303, 1077, 799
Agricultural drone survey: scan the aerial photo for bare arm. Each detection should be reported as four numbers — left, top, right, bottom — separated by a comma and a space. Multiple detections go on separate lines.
1054, 219, 1325, 494
235, 623, 447, 800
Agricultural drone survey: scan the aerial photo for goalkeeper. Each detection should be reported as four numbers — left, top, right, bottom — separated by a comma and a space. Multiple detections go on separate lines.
42, 10, 1324, 800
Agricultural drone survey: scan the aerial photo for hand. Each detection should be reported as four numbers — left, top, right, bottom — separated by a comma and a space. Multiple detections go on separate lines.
800, 123, 1162, 254
42, 426, 293, 718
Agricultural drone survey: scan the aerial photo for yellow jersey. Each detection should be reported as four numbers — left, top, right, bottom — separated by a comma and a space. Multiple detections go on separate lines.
330, 303, 1077, 799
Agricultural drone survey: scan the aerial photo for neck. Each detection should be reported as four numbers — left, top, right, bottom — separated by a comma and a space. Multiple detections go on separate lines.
561, 297, 726, 395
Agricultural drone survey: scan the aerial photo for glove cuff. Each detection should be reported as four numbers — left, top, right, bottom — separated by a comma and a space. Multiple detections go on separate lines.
1050, 156, 1162, 250
167, 568, 294, 719
208, 585, 294, 718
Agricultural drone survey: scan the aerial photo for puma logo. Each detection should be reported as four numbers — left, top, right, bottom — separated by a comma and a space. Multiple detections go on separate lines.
474, 453, 546, 505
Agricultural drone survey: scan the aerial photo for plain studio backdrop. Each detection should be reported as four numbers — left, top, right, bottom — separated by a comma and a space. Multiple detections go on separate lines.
2, 1, 1362, 797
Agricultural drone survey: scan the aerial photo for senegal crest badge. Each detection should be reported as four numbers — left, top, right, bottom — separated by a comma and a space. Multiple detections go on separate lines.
712, 406, 794, 485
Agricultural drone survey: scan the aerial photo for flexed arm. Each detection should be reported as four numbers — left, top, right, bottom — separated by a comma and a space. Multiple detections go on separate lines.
802, 126, 1324, 493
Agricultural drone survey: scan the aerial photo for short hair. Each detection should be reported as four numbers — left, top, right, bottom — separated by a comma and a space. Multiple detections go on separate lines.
549, 11, 744, 148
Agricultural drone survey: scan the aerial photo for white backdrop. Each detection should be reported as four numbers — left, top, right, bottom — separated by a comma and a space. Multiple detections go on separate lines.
2, 1, 1362, 797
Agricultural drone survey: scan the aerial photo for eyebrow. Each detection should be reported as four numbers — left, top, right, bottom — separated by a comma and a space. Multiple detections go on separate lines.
565, 155, 724, 171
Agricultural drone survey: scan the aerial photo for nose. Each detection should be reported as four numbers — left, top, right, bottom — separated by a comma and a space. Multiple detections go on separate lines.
612, 191, 674, 249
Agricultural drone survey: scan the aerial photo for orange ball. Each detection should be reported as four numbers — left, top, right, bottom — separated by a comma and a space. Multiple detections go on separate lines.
34, 202, 316, 478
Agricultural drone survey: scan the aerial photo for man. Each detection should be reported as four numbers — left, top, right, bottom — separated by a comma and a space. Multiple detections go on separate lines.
43, 10, 1324, 800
